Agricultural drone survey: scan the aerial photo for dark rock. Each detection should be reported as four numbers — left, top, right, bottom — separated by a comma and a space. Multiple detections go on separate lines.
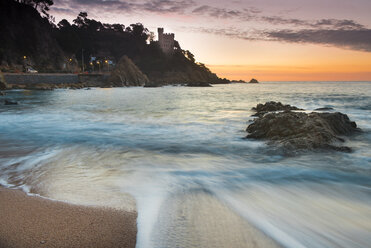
248, 78, 259, 84
85, 87, 91, 90
0, 91, 5, 96
251, 101, 303, 117
315, 107, 334, 111
186, 82, 212, 87
4, 99, 18, 105
144, 82, 162, 88
108, 55, 149, 87
246, 110, 360, 153
0, 73, 7, 90
25, 84, 55, 90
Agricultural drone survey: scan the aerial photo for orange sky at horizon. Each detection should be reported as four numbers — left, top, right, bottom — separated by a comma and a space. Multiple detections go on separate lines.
179, 36, 371, 82
50, 0, 371, 81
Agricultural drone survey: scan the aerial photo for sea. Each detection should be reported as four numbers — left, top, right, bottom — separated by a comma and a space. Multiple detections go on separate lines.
0, 82, 370, 248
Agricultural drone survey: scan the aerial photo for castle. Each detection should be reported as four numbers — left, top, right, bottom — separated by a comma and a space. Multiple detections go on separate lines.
158, 28, 175, 54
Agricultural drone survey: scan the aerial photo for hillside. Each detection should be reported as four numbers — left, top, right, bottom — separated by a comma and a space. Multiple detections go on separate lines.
0, 0, 66, 72
0, 0, 230, 84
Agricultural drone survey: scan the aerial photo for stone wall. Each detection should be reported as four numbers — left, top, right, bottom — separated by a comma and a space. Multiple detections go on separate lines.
3, 73, 110, 87
3, 73, 79, 85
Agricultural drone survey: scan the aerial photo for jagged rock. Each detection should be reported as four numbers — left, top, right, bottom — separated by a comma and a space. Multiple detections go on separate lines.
246, 110, 360, 153
0, 91, 5, 96
248, 78, 259, 84
186, 82, 212, 87
252, 101, 303, 117
108, 56, 149, 87
4, 99, 18, 105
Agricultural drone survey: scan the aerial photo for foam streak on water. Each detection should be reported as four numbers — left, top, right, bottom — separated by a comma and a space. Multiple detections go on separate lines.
0, 82, 370, 248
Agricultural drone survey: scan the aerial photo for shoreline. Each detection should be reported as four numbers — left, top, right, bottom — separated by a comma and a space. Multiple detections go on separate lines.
0, 186, 137, 248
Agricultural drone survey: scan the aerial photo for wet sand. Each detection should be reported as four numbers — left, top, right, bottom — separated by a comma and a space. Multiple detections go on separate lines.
0, 187, 137, 248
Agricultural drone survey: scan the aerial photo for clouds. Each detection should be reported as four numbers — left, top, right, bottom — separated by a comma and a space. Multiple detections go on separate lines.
51, 0, 371, 52
267, 28, 371, 52
53, 0, 195, 14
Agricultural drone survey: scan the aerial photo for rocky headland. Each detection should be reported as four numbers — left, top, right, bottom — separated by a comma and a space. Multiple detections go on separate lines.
0, 0, 230, 86
246, 102, 360, 153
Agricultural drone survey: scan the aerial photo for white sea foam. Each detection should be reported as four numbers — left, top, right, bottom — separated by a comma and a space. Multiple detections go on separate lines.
0, 83, 370, 247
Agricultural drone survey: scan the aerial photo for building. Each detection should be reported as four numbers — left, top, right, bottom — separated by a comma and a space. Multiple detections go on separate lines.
158, 28, 175, 54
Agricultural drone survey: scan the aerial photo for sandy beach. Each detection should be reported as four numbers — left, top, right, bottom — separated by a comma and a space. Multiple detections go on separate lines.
0, 187, 137, 248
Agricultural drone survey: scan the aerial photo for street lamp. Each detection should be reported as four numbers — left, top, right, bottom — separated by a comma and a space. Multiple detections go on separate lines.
97, 61, 101, 73
105, 60, 109, 72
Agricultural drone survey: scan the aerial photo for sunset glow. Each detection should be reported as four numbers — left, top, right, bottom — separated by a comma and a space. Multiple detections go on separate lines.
51, 0, 371, 81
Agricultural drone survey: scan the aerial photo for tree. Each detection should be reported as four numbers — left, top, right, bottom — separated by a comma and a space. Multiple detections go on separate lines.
20, 0, 54, 17
34, 0, 53, 16
73, 12, 88, 28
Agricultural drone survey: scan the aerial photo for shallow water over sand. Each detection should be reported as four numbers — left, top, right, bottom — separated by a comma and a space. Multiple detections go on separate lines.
0, 82, 371, 247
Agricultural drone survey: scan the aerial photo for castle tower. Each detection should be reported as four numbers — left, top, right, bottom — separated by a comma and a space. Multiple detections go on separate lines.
158, 28, 175, 55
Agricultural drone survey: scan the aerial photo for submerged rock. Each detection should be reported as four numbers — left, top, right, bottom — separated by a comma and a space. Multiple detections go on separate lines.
4, 99, 18, 105
186, 82, 212, 87
252, 101, 303, 117
246, 110, 360, 153
248, 78, 259, 84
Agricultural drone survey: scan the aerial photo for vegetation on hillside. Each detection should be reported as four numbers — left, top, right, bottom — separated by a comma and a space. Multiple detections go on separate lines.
0, 0, 230, 84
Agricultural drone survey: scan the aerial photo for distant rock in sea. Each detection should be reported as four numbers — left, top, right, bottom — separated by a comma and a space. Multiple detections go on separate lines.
248, 78, 259, 84
246, 102, 360, 153
231, 80, 246, 83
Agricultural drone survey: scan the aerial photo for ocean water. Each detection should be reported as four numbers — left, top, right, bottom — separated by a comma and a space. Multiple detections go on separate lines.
0, 82, 370, 248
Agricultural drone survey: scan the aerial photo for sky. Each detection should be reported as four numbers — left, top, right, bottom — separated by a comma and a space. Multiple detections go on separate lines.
50, 0, 371, 81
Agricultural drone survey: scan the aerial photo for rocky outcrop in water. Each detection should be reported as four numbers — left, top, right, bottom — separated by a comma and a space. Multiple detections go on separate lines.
249, 78, 259, 84
252, 101, 303, 117
108, 56, 149, 87
246, 102, 360, 153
